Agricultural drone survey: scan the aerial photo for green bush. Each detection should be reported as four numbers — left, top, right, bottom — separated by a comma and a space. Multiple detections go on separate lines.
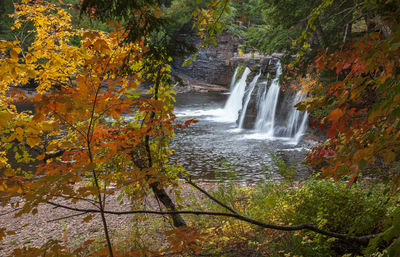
248, 177, 395, 256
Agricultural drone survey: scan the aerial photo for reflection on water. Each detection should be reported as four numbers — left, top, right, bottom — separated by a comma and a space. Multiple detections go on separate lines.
169, 92, 313, 184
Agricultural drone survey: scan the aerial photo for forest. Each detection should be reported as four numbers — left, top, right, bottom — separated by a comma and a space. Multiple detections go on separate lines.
0, 0, 399, 256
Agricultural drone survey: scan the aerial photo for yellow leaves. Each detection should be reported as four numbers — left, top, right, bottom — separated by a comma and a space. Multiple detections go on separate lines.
15, 127, 24, 142
26, 136, 41, 148
84, 163, 96, 172
3, 169, 15, 177
83, 214, 95, 223
0, 181, 6, 192
83, 31, 101, 41
26, 69, 36, 79
382, 150, 396, 164
41, 120, 57, 132
93, 39, 111, 54
46, 141, 59, 152
10, 48, 20, 59
0, 110, 13, 127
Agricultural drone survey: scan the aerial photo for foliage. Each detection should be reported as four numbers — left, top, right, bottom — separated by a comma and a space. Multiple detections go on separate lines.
289, 0, 400, 254
80, 0, 198, 61
0, 0, 14, 41
187, 175, 397, 256
296, 1, 400, 182
0, 1, 193, 255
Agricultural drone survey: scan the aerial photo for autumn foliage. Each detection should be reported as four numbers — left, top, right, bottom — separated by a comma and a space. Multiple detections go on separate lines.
298, 4, 400, 185
0, 1, 187, 255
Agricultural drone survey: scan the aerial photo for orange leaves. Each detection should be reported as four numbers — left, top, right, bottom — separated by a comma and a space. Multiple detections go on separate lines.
327, 108, 344, 124
176, 119, 199, 129
314, 55, 325, 70
164, 226, 206, 255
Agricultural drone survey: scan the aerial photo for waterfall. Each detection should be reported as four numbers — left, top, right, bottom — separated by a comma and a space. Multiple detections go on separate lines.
280, 91, 309, 144
221, 60, 309, 145
285, 92, 308, 136
230, 67, 239, 91
238, 71, 261, 129
254, 62, 282, 137
223, 67, 251, 121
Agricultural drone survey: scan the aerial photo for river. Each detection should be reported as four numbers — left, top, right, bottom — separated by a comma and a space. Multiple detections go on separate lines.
170, 92, 314, 184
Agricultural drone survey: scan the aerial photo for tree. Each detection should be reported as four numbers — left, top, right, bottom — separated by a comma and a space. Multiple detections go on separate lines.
0, 1, 186, 255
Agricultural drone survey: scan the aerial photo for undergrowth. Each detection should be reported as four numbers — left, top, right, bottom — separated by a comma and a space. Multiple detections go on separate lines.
184, 157, 398, 257
81, 156, 398, 256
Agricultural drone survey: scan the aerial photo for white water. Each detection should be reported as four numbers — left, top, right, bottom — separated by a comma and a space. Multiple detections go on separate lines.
222, 67, 251, 122
234, 61, 308, 145
284, 91, 309, 144
254, 62, 282, 137
176, 61, 309, 146
238, 71, 261, 129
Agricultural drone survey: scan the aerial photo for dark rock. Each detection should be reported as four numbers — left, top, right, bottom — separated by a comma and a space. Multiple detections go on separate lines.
172, 33, 242, 87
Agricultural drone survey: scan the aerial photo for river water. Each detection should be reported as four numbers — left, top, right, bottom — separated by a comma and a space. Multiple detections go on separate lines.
169, 92, 314, 184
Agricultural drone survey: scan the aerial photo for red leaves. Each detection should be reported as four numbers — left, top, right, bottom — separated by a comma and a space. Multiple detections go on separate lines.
307, 28, 400, 181
314, 55, 326, 70
176, 119, 198, 129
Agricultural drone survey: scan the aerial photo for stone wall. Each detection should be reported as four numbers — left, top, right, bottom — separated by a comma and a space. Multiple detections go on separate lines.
171, 33, 241, 87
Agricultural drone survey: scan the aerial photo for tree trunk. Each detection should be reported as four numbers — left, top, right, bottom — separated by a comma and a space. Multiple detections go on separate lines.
142, 66, 187, 227
150, 182, 187, 227
315, 19, 326, 47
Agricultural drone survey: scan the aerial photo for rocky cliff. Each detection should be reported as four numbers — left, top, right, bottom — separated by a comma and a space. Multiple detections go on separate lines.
171, 33, 241, 87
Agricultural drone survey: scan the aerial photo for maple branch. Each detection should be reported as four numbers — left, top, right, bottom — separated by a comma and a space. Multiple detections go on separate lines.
52, 110, 86, 139
184, 177, 237, 215
46, 201, 382, 244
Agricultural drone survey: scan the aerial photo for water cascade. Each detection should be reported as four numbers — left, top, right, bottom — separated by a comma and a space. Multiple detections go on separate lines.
223, 67, 251, 121
254, 63, 282, 137
226, 61, 308, 144
283, 92, 308, 139
238, 71, 261, 129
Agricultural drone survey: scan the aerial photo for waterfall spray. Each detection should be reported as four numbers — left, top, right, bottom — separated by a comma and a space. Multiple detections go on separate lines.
238, 70, 261, 129
223, 67, 251, 122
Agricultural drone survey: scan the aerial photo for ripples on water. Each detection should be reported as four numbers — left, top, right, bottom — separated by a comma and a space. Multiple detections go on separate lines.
169, 92, 313, 184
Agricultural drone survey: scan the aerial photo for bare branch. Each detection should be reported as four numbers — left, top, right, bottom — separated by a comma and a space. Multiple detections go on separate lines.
46, 201, 382, 243
47, 212, 89, 222
185, 177, 238, 215
0, 207, 22, 217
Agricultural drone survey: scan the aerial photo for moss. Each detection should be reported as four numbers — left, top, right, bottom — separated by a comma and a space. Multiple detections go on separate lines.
235, 65, 246, 82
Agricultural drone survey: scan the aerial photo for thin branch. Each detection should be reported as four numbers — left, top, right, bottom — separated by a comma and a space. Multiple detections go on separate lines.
47, 212, 89, 222
50, 194, 98, 207
52, 111, 86, 139
185, 177, 237, 215
0, 207, 22, 217
46, 201, 382, 243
